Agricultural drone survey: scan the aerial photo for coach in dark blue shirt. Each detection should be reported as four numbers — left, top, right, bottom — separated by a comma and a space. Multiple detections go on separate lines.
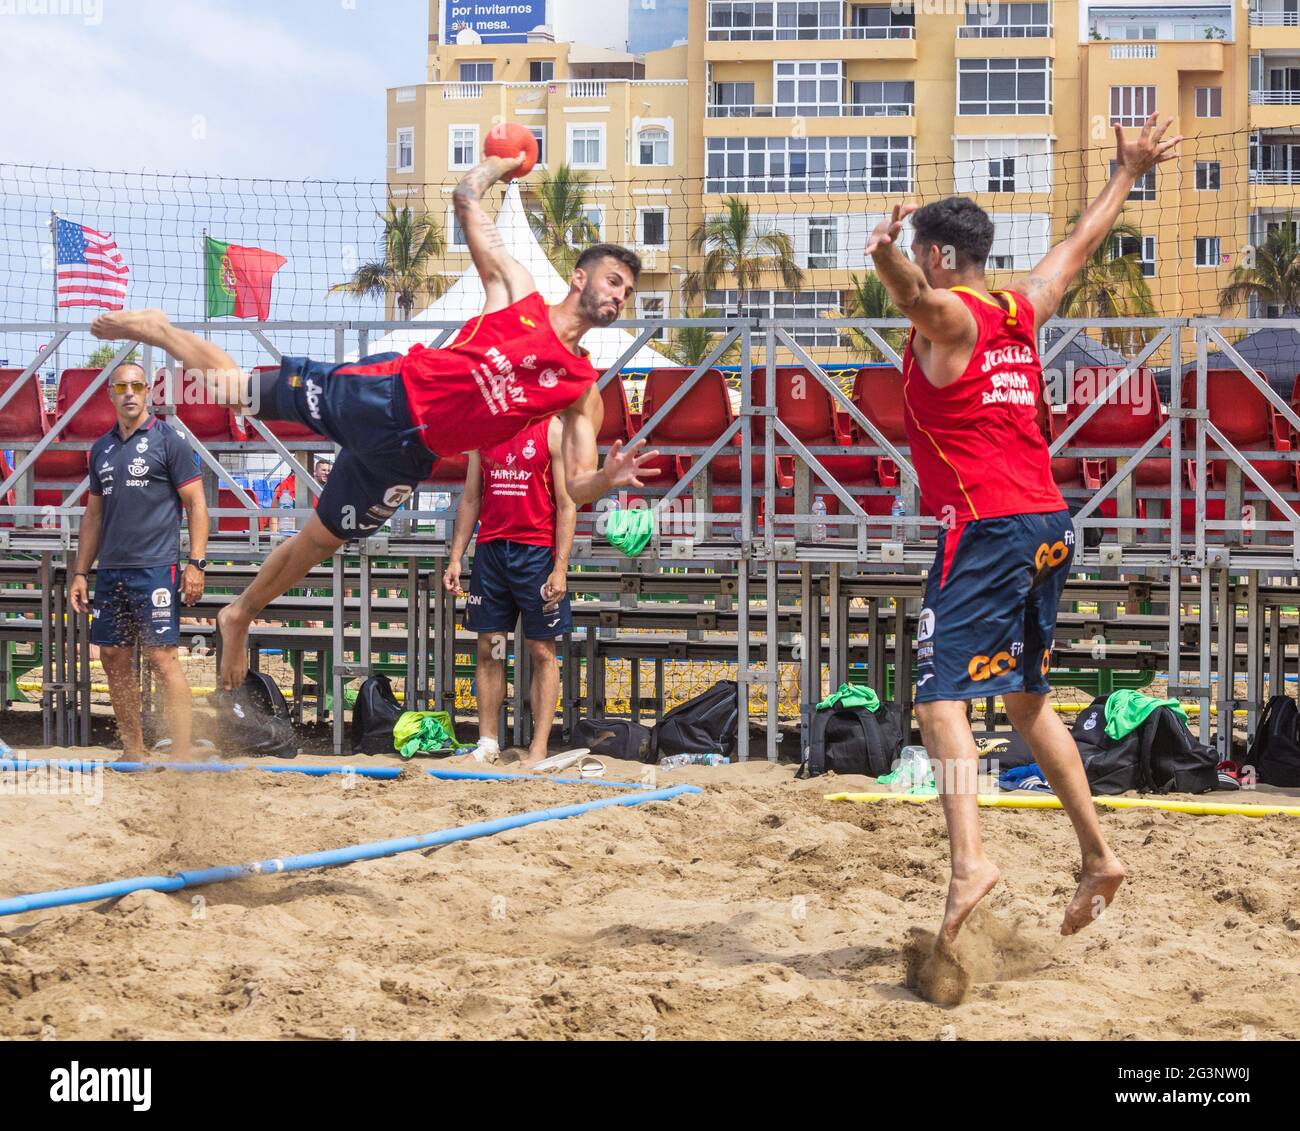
68, 363, 209, 761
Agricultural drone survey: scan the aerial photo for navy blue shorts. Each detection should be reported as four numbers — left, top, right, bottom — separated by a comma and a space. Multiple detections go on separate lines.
466, 540, 572, 640
915, 509, 1074, 703
258, 355, 437, 539
90, 565, 181, 648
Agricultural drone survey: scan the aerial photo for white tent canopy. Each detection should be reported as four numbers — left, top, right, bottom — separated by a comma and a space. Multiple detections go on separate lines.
364, 184, 673, 370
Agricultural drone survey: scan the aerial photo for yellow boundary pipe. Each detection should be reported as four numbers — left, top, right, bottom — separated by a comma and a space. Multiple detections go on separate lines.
825, 792, 1300, 818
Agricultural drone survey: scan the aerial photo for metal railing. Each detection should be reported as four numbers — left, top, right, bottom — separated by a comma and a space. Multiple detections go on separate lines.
957, 24, 1052, 37
1250, 10, 1300, 26
1249, 168, 1300, 183
706, 23, 915, 41
1249, 89, 1300, 103
705, 101, 913, 117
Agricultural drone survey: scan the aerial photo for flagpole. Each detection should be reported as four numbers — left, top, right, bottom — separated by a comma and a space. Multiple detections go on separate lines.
49, 210, 59, 389
201, 227, 209, 337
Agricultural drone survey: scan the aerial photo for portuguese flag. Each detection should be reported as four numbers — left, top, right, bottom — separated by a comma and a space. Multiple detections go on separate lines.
204, 236, 287, 320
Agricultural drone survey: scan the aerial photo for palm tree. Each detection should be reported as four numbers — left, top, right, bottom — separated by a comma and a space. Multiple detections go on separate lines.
823, 272, 904, 362
682, 197, 805, 318
329, 205, 450, 321
1058, 210, 1155, 349
666, 308, 742, 366
525, 164, 599, 277
86, 345, 139, 368
1219, 218, 1300, 316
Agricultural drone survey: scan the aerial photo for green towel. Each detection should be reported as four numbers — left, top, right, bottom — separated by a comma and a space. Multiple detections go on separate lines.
1104, 689, 1188, 741
604, 508, 656, 556
393, 711, 456, 759
816, 682, 880, 712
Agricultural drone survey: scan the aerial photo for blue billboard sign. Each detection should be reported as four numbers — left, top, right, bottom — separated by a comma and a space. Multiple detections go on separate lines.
445, 1, 545, 44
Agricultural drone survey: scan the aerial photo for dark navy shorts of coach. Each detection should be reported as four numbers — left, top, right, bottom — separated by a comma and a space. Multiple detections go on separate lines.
915, 509, 1074, 704
90, 565, 181, 648
466, 540, 572, 640
256, 355, 437, 540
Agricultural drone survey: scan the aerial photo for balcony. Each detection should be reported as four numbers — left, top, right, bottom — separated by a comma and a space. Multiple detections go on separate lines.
1251, 10, 1300, 25
957, 24, 1051, 38
1250, 89, 1300, 103
706, 22, 915, 41
428, 79, 687, 103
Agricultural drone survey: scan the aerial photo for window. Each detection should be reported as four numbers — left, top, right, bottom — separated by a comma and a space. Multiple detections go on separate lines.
774, 60, 842, 115
707, 1, 842, 41
1195, 160, 1220, 191
706, 288, 842, 345
850, 3, 915, 37
529, 60, 554, 83
962, 2, 1050, 37
568, 125, 605, 168
579, 205, 604, 242
713, 81, 756, 114
848, 80, 914, 116
1109, 159, 1155, 201
987, 255, 1014, 270
1195, 236, 1221, 267
987, 212, 1051, 270
1196, 87, 1222, 119
638, 208, 667, 247
954, 137, 1053, 193
807, 217, 838, 268
639, 127, 670, 165
637, 293, 667, 340
449, 209, 468, 249
1103, 21, 1157, 39
1112, 234, 1156, 277
988, 157, 1016, 192
459, 62, 493, 83
958, 58, 1051, 115
394, 127, 414, 173
705, 135, 912, 193
449, 125, 477, 169
529, 127, 547, 167
1110, 86, 1156, 127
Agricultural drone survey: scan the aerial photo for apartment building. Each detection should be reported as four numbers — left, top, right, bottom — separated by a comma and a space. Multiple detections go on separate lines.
388, 1, 1300, 349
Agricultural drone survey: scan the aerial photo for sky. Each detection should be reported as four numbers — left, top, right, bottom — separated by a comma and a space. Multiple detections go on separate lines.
0, 0, 429, 178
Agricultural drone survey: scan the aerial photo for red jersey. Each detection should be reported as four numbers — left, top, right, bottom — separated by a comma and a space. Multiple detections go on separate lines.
399, 292, 598, 456
476, 418, 557, 548
901, 286, 1064, 524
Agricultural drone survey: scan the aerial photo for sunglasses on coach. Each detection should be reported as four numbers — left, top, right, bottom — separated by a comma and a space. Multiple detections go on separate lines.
110, 380, 147, 394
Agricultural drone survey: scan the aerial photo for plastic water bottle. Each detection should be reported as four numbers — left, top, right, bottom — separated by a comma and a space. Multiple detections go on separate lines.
891, 495, 907, 542
810, 496, 828, 542
278, 491, 295, 533
897, 745, 930, 789
658, 753, 730, 769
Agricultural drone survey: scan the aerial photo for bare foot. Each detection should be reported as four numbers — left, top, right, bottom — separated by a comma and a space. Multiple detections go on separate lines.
1061, 853, 1125, 936
90, 307, 170, 344
940, 857, 1000, 945
216, 604, 251, 691
515, 755, 546, 772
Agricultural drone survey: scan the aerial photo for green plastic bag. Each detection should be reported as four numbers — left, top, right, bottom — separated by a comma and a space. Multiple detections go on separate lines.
816, 682, 880, 712
604, 508, 656, 556
393, 711, 457, 759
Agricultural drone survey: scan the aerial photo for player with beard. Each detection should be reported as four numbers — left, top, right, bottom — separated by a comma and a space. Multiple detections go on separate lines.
91, 151, 660, 690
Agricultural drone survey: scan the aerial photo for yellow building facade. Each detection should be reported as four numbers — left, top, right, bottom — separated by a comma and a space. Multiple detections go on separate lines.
388, 1, 1300, 343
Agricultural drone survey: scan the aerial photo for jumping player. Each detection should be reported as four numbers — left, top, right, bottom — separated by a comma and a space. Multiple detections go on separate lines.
865, 115, 1181, 945
91, 151, 659, 690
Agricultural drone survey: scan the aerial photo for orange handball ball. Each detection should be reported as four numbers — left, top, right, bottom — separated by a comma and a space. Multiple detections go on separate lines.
483, 122, 539, 180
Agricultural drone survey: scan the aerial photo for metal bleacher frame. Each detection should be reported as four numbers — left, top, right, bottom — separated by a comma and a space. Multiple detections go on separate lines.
2, 314, 1300, 759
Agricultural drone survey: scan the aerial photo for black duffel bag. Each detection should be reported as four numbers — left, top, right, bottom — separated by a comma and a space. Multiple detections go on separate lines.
1246, 694, 1300, 787
351, 674, 403, 755
653, 680, 740, 760
1071, 695, 1217, 795
572, 716, 655, 762
797, 701, 902, 778
214, 671, 300, 759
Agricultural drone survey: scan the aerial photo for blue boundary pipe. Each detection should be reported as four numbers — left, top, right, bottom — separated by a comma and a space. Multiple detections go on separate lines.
0, 784, 701, 917
0, 758, 401, 780
427, 767, 647, 790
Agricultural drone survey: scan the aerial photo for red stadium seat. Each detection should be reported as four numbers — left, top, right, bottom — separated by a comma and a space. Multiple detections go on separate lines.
1065, 365, 1170, 489
752, 365, 874, 489
34, 448, 87, 483
1183, 368, 1293, 490
597, 375, 637, 445
54, 368, 119, 442
152, 369, 245, 442
246, 365, 325, 440
217, 487, 257, 534
422, 452, 470, 484
639, 366, 734, 486
0, 369, 50, 443
848, 365, 908, 484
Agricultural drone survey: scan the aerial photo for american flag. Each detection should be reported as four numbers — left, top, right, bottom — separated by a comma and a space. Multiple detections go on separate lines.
54, 217, 130, 310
